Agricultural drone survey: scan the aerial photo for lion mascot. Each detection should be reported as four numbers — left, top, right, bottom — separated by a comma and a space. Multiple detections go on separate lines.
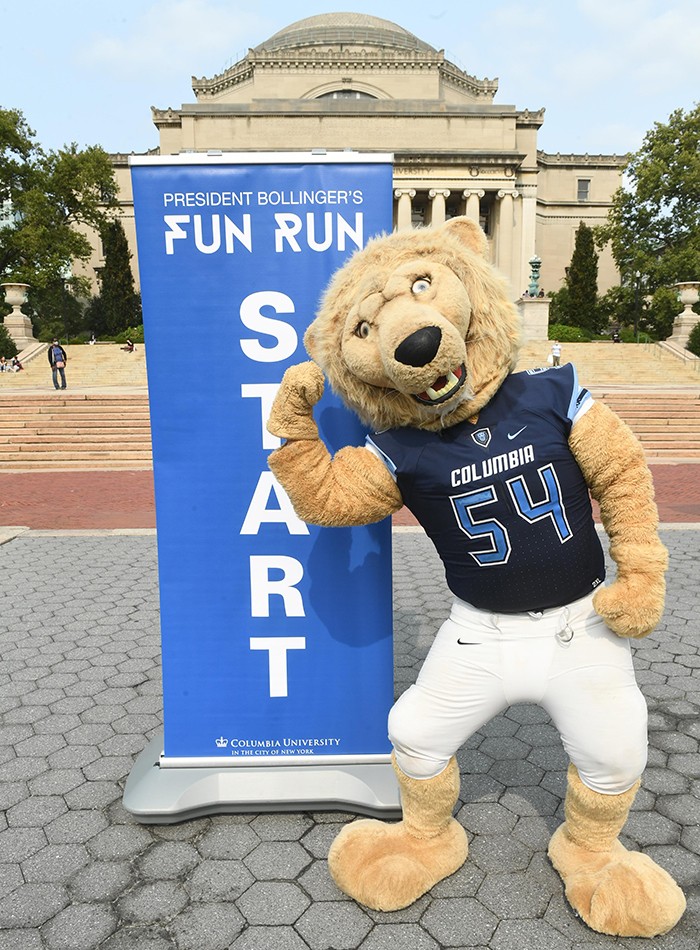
266, 216, 685, 937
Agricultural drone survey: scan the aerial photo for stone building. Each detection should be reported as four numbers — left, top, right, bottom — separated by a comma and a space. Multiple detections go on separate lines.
100, 12, 624, 299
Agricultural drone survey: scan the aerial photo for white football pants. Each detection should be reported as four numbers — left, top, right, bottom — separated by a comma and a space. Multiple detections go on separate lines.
389, 592, 648, 795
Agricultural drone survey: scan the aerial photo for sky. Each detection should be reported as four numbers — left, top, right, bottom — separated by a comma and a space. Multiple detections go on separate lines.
2, 0, 698, 158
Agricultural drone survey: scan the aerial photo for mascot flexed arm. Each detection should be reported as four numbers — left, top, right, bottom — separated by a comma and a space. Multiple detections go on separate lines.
266, 217, 685, 938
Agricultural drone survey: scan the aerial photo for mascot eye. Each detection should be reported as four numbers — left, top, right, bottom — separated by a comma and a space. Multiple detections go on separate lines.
412, 277, 431, 295
355, 321, 371, 339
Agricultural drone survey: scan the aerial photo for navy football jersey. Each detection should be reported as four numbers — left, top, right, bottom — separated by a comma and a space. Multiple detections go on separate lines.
367, 365, 605, 612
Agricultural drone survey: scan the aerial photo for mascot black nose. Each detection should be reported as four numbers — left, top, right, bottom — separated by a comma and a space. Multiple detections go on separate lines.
394, 326, 442, 367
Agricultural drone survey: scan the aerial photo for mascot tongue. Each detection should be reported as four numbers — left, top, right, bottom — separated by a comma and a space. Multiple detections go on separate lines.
415, 365, 466, 405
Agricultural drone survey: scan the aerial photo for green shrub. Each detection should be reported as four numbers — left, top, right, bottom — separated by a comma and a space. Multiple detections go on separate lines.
114, 325, 144, 344
66, 332, 92, 345
548, 323, 593, 343
687, 321, 700, 358
649, 286, 682, 340
619, 326, 641, 343
547, 287, 571, 325
37, 322, 65, 343
0, 322, 19, 359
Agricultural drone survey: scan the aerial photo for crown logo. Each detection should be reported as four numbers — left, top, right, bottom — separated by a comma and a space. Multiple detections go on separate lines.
215, 736, 228, 748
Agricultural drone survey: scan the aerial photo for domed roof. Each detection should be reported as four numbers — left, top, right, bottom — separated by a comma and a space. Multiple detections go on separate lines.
254, 13, 437, 55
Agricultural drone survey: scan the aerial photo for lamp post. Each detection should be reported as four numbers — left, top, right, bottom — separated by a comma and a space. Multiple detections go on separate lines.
528, 256, 542, 298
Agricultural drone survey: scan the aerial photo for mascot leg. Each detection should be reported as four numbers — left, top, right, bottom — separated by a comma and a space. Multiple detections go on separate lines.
549, 764, 685, 936
328, 753, 468, 911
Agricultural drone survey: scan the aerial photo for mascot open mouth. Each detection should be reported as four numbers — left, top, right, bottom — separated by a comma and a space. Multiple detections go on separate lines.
414, 364, 467, 405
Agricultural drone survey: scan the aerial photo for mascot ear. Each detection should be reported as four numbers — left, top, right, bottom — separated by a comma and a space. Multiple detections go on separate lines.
440, 216, 489, 260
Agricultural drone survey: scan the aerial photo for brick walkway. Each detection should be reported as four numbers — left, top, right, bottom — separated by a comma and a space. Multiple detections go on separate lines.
0, 529, 698, 947
0, 464, 698, 530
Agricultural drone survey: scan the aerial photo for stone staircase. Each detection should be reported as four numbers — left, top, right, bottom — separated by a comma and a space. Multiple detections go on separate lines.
0, 344, 150, 469
591, 391, 700, 460
0, 342, 698, 469
0, 392, 151, 470
0, 342, 147, 390
515, 341, 700, 386
514, 342, 700, 460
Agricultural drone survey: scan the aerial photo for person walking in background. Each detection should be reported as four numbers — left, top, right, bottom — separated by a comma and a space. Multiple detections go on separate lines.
48, 339, 67, 390
551, 339, 562, 367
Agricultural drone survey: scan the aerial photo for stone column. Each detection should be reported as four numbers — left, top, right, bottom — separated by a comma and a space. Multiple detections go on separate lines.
428, 189, 450, 226
462, 189, 484, 223
496, 190, 519, 289
518, 190, 538, 296
394, 189, 416, 231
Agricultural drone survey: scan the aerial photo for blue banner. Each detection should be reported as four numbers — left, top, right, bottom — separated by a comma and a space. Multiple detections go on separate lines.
130, 154, 395, 762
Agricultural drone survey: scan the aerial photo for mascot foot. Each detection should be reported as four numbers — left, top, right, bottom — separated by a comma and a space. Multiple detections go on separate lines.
549, 765, 685, 937
329, 815, 467, 911
549, 831, 686, 937
328, 755, 468, 911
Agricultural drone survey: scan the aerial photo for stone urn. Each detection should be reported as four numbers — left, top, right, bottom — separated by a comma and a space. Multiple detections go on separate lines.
1, 282, 37, 352
667, 281, 700, 349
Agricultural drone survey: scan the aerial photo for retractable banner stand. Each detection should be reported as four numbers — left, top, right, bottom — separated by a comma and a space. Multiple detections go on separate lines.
123, 153, 400, 820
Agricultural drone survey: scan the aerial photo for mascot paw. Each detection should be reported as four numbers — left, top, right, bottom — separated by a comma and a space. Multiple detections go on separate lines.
328, 817, 468, 911
549, 829, 685, 937
267, 361, 325, 441
593, 576, 663, 639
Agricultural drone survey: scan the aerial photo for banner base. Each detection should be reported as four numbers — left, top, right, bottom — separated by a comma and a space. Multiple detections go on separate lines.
123, 733, 402, 823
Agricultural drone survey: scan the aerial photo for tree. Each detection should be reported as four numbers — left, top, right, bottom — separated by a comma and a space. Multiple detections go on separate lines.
0, 106, 119, 334
687, 320, 700, 358
597, 104, 700, 294
549, 223, 601, 332
86, 219, 141, 337
566, 222, 600, 333
0, 320, 18, 359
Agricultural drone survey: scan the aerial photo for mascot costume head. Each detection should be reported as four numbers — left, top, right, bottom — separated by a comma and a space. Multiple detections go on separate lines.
267, 217, 685, 937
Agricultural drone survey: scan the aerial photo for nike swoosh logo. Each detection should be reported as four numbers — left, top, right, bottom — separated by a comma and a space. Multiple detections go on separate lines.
457, 639, 479, 645
507, 426, 527, 440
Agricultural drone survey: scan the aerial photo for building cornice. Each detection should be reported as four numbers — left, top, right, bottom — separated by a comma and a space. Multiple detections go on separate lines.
393, 150, 526, 168
537, 150, 628, 169
109, 148, 160, 165
151, 107, 182, 130
164, 100, 519, 120
435, 59, 498, 100
516, 108, 546, 128
191, 49, 498, 102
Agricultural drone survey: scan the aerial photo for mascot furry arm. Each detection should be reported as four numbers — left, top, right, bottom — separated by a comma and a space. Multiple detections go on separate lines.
569, 402, 667, 637
268, 363, 666, 640
267, 361, 404, 527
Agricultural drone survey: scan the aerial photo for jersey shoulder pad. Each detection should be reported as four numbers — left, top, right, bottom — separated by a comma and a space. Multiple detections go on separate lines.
518, 364, 590, 422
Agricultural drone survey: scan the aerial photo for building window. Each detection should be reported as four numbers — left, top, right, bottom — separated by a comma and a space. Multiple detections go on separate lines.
577, 179, 591, 202
411, 194, 428, 227
445, 197, 461, 220
317, 90, 377, 100
479, 193, 495, 236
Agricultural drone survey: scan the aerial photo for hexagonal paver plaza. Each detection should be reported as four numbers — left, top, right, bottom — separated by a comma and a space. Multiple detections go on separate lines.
0, 527, 699, 949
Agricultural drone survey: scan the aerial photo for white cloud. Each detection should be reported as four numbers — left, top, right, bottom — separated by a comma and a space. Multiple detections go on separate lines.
561, 0, 700, 95
81, 0, 268, 81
